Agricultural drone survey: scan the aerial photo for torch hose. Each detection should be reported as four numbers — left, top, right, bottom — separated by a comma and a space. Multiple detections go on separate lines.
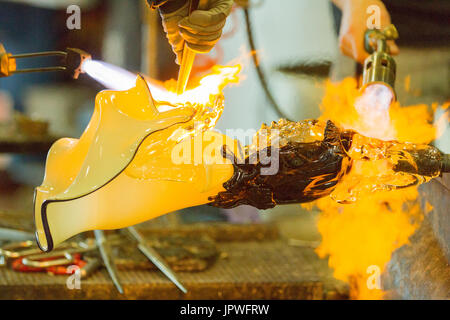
243, 8, 292, 121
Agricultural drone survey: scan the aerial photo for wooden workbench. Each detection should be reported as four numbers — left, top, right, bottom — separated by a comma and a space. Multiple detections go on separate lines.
0, 240, 348, 300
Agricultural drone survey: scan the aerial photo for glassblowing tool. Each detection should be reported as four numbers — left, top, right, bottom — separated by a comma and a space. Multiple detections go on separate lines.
94, 230, 124, 294
127, 226, 188, 294
361, 24, 399, 101
15, 255, 101, 278
0, 43, 91, 79
176, 0, 209, 94
0, 228, 34, 242
1, 239, 100, 277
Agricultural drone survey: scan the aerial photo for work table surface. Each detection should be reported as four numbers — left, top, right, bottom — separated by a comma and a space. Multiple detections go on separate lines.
0, 240, 347, 300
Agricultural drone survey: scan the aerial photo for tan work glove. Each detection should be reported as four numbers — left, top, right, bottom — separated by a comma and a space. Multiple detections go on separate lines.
160, 0, 233, 64
333, 0, 399, 63
234, 0, 249, 8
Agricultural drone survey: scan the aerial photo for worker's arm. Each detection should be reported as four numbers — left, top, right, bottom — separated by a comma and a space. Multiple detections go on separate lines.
331, 0, 399, 63
147, 0, 233, 64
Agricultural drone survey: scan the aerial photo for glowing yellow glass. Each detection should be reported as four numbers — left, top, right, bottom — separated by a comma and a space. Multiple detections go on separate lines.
34, 75, 234, 251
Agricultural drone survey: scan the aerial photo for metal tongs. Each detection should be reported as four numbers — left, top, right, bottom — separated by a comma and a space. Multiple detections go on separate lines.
127, 226, 187, 294
0, 238, 101, 277
0, 228, 187, 294
0, 43, 91, 79
94, 230, 124, 294
95, 228, 188, 294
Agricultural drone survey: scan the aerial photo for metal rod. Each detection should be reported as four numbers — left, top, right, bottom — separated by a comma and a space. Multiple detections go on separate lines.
94, 230, 124, 294
12, 66, 66, 74
11, 51, 67, 59
128, 226, 188, 294
138, 243, 188, 294
10, 50, 67, 75
175, 0, 208, 95
0, 228, 34, 241
127, 226, 145, 243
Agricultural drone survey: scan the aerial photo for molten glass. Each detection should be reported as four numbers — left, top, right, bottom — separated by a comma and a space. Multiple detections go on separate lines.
34, 70, 238, 251
34, 72, 445, 253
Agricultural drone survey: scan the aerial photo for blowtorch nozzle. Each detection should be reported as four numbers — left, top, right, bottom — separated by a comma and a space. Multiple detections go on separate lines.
65, 48, 91, 79
361, 24, 399, 102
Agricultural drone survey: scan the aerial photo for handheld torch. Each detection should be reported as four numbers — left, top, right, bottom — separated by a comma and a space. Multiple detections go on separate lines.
360, 24, 399, 104
0, 43, 91, 79
0, 43, 134, 91
358, 26, 450, 176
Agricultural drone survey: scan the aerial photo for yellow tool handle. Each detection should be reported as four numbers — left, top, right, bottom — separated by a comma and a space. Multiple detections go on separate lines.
176, 48, 195, 94
176, 0, 209, 95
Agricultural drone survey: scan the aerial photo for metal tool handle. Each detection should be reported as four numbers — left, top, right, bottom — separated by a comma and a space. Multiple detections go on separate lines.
0, 240, 40, 258
94, 230, 124, 294
128, 226, 187, 294
8, 50, 68, 75
0, 228, 34, 242
22, 253, 74, 268
79, 257, 102, 278
138, 243, 188, 294
175, 0, 209, 94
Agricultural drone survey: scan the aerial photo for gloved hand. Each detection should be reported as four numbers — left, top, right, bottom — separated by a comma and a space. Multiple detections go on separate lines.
159, 0, 233, 64
233, 0, 249, 8
333, 0, 399, 63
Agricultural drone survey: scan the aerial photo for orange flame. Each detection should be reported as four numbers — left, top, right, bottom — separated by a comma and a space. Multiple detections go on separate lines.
311, 78, 444, 299
151, 65, 241, 108
146, 66, 444, 300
